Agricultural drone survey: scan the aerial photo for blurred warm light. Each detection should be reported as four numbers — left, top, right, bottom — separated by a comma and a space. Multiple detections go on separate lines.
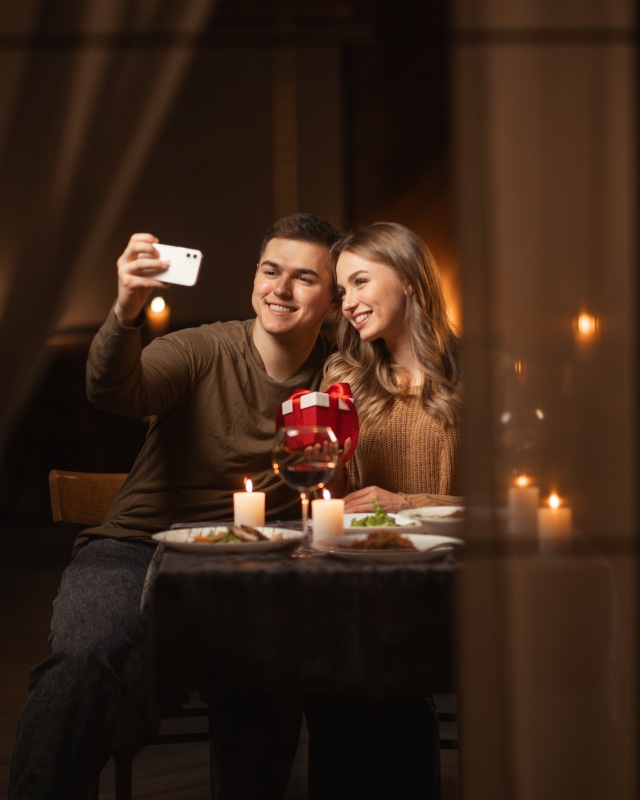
515, 475, 530, 488
150, 296, 166, 313
440, 266, 462, 331
534, 408, 544, 420
573, 312, 600, 341
245, 478, 253, 492
146, 295, 170, 337
548, 493, 560, 509
514, 360, 523, 374
323, 488, 331, 500
446, 305, 460, 330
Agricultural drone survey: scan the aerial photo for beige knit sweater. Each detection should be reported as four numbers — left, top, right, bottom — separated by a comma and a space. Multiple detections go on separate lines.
336, 386, 462, 508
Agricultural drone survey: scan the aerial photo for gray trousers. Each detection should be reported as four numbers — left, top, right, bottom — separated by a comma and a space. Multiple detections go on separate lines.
8, 537, 156, 800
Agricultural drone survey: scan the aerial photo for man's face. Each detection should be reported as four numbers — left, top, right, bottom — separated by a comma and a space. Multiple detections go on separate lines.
252, 237, 336, 341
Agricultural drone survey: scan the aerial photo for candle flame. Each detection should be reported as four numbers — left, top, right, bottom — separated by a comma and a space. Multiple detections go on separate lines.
245, 478, 253, 493
323, 489, 331, 500
548, 493, 560, 509
150, 296, 166, 313
515, 475, 530, 488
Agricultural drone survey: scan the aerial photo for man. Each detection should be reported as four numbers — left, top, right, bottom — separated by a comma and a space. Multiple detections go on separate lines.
9, 213, 341, 800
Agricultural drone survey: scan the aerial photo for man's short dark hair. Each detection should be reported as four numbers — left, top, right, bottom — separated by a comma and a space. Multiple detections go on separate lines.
259, 213, 341, 259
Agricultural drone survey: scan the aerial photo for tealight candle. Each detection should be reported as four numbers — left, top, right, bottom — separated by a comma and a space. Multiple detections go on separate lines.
507, 475, 539, 536
311, 490, 344, 541
233, 479, 265, 527
537, 493, 572, 555
146, 296, 170, 337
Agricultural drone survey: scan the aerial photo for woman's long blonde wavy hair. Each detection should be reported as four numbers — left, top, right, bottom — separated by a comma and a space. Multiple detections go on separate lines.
323, 222, 462, 427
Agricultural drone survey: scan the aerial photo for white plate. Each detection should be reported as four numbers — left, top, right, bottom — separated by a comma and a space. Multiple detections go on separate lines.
313, 532, 463, 562
396, 506, 465, 530
152, 526, 303, 554
341, 512, 424, 534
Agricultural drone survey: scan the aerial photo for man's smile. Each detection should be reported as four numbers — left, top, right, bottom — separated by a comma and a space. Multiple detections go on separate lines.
267, 302, 296, 313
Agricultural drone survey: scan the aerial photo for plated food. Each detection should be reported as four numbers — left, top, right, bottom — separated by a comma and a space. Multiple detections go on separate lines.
152, 525, 303, 554
337, 500, 424, 533
192, 524, 278, 543
342, 512, 422, 533
348, 499, 398, 528
313, 532, 463, 562
346, 530, 417, 550
341, 498, 424, 533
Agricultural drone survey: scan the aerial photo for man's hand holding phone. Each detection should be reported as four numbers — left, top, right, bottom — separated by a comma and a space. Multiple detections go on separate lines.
153, 243, 203, 286
114, 233, 203, 327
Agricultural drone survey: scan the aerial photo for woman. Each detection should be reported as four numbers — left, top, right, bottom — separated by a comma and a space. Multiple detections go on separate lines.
305, 222, 462, 800
325, 220, 462, 513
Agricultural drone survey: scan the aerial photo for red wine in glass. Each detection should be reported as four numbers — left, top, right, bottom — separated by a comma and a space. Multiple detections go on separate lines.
272, 426, 340, 548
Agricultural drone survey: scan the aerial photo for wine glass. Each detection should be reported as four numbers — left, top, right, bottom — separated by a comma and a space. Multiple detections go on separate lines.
272, 426, 340, 548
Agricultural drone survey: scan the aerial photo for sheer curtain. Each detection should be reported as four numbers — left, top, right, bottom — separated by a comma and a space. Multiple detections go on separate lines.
0, 0, 215, 458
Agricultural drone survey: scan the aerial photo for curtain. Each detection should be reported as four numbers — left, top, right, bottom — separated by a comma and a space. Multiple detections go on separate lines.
0, 0, 215, 458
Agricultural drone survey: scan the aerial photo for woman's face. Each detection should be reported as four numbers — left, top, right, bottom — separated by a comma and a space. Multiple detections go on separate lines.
336, 251, 410, 348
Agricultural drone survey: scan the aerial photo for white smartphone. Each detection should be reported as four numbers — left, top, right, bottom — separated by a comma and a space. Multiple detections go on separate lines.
154, 243, 203, 286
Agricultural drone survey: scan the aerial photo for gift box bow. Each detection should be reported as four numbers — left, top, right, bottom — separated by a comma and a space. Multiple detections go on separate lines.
276, 383, 359, 462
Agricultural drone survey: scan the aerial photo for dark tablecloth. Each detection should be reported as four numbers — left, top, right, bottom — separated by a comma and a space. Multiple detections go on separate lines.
110, 544, 458, 757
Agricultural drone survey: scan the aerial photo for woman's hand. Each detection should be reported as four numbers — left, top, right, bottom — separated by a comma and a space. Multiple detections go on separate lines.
113, 233, 170, 326
343, 486, 412, 514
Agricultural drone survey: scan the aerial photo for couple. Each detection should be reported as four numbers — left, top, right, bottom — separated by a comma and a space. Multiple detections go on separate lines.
9, 213, 462, 800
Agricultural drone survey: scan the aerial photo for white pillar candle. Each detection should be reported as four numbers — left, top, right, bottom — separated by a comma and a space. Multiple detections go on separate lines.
311, 492, 344, 541
537, 494, 572, 555
507, 477, 539, 536
233, 479, 265, 527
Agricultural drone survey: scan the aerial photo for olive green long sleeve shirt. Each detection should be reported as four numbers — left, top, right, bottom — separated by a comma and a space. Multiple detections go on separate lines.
76, 310, 330, 554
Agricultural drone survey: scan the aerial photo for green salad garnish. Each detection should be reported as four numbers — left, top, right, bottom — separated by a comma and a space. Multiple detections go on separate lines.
217, 531, 243, 543
350, 499, 397, 527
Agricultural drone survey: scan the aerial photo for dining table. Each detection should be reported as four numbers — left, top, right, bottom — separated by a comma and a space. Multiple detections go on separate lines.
109, 522, 460, 758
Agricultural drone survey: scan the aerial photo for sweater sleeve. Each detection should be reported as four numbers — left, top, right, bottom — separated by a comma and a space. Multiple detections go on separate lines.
86, 306, 205, 417
398, 491, 464, 508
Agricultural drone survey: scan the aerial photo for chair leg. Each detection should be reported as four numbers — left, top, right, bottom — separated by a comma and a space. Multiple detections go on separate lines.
86, 777, 99, 800
114, 758, 133, 800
